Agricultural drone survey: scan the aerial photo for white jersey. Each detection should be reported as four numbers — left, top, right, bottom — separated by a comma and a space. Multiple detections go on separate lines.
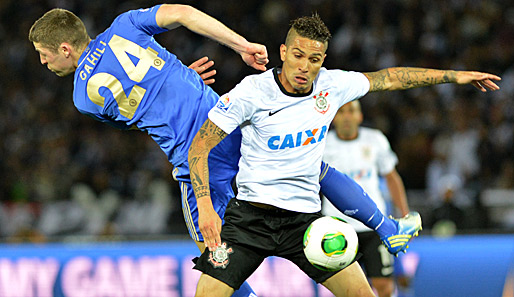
322, 127, 398, 232
209, 67, 370, 212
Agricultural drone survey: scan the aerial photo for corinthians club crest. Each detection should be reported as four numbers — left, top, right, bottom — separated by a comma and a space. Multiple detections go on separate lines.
313, 91, 330, 114
208, 242, 234, 269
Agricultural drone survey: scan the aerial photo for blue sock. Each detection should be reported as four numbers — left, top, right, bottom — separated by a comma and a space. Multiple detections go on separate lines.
232, 281, 257, 297
319, 162, 397, 238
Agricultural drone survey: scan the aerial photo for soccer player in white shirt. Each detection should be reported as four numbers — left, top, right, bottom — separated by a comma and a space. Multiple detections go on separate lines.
322, 100, 409, 297
188, 14, 500, 297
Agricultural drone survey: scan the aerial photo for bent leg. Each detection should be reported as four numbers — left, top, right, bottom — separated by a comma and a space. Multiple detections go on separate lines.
319, 162, 396, 238
322, 262, 376, 297
194, 240, 257, 297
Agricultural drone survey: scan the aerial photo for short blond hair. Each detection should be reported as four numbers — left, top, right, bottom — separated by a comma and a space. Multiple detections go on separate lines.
29, 8, 89, 52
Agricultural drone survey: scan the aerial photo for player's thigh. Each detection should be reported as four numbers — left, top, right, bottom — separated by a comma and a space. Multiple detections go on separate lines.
194, 199, 268, 290
195, 273, 234, 297
194, 239, 265, 290
322, 262, 375, 297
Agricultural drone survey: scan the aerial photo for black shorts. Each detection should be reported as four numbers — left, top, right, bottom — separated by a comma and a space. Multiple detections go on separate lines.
193, 198, 340, 290
357, 231, 394, 278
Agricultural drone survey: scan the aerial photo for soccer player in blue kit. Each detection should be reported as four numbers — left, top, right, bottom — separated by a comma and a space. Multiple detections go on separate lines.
29, 5, 423, 296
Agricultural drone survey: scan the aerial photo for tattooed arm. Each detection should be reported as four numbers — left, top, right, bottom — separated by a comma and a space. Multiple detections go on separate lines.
188, 118, 228, 251
363, 68, 501, 92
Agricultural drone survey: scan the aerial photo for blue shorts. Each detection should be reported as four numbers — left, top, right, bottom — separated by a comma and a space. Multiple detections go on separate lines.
172, 128, 242, 241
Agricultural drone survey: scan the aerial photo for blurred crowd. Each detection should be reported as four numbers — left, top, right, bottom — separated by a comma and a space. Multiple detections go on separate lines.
0, 0, 512, 242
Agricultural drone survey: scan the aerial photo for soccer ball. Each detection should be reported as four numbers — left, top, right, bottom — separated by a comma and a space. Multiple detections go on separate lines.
303, 216, 359, 271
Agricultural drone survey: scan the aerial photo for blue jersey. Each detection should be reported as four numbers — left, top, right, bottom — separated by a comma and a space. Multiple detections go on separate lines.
72, 5, 241, 241
73, 5, 217, 167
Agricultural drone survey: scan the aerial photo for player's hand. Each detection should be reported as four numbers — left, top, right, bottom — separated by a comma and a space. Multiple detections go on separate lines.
197, 199, 222, 251
188, 56, 216, 85
456, 71, 501, 92
241, 42, 268, 72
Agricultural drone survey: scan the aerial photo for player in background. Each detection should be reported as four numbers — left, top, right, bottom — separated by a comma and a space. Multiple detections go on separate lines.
188, 13, 500, 297
322, 100, 409, 297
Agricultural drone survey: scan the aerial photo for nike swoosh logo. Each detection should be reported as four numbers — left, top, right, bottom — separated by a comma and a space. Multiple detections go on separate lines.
269, 108, 285, 116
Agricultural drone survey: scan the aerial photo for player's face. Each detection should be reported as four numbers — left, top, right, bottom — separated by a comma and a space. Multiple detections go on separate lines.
33, 42, 75, 77
332, 101, 363, 140
279, 35, 326, 94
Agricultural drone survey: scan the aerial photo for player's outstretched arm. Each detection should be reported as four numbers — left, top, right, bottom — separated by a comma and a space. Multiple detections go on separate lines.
156, 4, 268, 71
363, 68, 501, 92
188, 118, 228, 251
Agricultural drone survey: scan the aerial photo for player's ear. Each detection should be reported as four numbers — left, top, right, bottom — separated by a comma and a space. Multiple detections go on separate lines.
280, 44, 287, 62
60, 43, 72, 58
357, 111, 363, 124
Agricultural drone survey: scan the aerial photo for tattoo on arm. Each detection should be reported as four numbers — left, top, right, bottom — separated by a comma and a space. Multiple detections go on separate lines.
188, 119, 227, 200
365, 70, 390, 92
365, 68, 456, 92
394, 68, 453, 88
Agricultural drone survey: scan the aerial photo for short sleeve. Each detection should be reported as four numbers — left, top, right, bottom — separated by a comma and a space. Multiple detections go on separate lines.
208, 77, 258, 134
325, 70, 370, 107
126, 5, 167, 36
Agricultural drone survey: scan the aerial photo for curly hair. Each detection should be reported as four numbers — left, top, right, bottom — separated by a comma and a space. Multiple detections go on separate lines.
29, 8, 89, 53
285, 13, 331, 47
